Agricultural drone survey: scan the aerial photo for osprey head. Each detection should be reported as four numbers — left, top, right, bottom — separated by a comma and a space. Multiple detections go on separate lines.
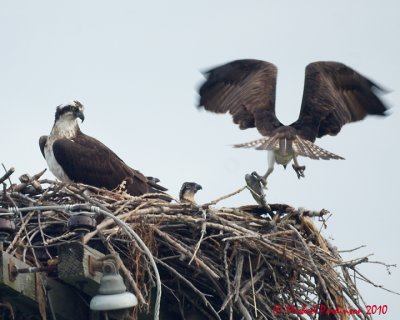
55, 101, 85, 123
179, 182, 202, 204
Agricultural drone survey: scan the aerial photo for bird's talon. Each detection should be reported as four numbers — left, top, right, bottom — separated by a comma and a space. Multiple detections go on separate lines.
251, 171, 267, 188
292, 164, 306, 179
251, 171, 261, 179
261, 178, 268, 189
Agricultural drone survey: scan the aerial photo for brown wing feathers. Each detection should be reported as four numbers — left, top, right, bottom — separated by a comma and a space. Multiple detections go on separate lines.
198, 59, 282, 135
199, 59, 388, 145
291, 62, 388, 141
51, 133, 154, 196
40, 122, 168, 196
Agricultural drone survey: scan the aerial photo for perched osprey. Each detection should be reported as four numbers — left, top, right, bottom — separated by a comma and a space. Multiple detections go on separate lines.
198, 59, 388, 185
179, 182, 202, 204
39, 101, 167, 196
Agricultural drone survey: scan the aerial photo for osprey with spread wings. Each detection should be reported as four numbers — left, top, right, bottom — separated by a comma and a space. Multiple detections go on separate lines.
198, 59, 388, 185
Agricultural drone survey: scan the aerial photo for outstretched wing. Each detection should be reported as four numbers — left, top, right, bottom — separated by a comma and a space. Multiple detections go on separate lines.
291, 61, 388, 142
52, 133, 149, 196
198, 59, 283, 136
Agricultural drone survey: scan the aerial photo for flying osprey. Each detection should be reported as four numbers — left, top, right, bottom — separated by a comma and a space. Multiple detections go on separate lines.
39, 101, 167, 196
198, 59, 388, 185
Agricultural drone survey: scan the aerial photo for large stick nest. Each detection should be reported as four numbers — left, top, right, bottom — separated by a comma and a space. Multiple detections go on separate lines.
0, 168, 392, 320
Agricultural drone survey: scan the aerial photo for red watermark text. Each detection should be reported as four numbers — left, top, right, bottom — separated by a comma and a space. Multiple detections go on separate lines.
272, 304, 388, 316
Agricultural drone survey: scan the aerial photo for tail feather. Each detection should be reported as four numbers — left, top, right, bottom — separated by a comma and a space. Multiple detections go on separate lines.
295, 138, 320, 160
292, 138, 307, 155
233, 135, 344, 161
257, 136, 280, 150
233, 136, 279, 150
296, 136, 344, 160
233, 137, 267, 149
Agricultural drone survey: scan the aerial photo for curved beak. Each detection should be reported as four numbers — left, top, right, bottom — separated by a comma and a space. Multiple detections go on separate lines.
74, 110, 85, 122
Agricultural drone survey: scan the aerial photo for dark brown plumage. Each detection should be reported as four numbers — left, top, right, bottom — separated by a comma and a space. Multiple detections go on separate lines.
39, 102, 167, 196
198, 59, 388, 183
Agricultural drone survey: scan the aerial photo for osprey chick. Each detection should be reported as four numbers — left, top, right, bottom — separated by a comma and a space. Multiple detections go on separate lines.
179, 182, 202, 204
39, 101, 166, 196
198, 60, 388, 185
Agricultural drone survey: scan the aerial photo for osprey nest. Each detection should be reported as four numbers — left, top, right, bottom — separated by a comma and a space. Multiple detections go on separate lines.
0, 167, 392, 320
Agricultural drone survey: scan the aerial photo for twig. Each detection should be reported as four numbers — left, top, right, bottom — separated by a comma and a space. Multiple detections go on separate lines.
188, 209, 207, 265
0, 166, 15, 185
156, 258, 222, 320
98, 231, 146, 305
339, 245, 367, 253
153, 228, 220, 279
354, 269, 400, 295
247, 254, 257, 317
220, 241, 233, 319
288, 224, 336, 308
236, 296, 252, 320
201, 186, 246, 207
233, 254, 244, 302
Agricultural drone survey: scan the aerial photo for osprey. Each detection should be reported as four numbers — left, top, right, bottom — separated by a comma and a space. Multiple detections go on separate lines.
198, 59, 388, 186
39, 101, 167, 196
179, 182, 202, 204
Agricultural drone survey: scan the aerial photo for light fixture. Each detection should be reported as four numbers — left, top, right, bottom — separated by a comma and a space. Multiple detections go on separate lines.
90, 260, 138, 311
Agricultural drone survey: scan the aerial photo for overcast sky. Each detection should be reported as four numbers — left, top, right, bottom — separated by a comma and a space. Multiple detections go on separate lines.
1, 0, 399, 317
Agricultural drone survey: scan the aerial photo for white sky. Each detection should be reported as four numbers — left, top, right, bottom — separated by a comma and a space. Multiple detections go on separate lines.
1, 0, 399, 317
